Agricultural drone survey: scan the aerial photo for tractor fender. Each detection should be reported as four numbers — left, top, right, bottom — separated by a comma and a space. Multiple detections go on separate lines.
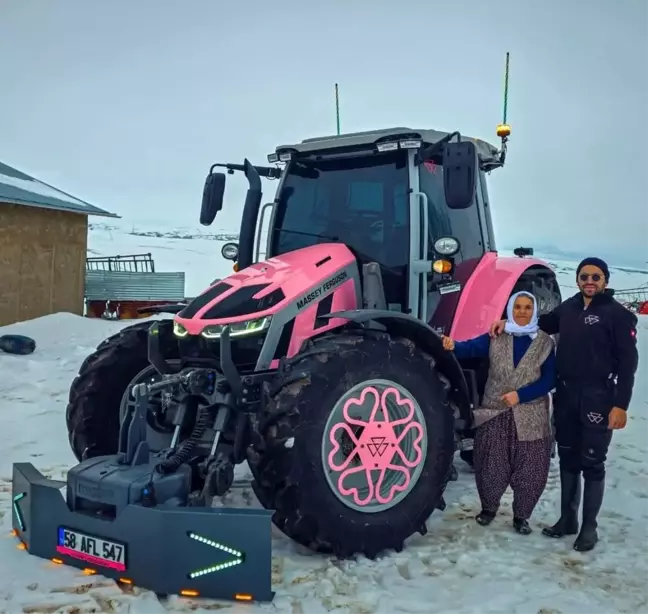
450, 252, 555, 341
327, 309, 471, 426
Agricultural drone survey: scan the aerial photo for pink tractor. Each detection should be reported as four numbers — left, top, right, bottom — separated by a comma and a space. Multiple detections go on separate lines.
60, 127, 560, 570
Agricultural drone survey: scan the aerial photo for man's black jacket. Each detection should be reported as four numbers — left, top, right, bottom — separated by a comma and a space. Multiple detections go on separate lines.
538, 290, 639, 410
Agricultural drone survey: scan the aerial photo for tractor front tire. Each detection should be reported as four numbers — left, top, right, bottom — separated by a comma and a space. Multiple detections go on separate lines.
248, 330, 455, 559
66, 321, 170, 461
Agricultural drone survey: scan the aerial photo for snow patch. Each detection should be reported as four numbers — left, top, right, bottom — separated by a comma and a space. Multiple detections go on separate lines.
0, 314, 646, 613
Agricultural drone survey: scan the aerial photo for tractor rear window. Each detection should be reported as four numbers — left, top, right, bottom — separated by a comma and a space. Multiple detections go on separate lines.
271, 151, 409, 271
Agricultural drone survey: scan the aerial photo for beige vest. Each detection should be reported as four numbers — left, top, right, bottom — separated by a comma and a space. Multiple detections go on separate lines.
473, 331, 554, 441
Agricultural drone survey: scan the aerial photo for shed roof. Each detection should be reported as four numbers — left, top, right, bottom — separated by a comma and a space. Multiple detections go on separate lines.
0, 161, 118, 218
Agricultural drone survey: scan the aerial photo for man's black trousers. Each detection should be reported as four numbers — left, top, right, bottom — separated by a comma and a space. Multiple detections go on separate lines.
553, 379, 614, 481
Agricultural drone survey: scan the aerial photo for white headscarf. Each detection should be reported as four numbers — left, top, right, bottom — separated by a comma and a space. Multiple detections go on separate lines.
504, 291, 539, 339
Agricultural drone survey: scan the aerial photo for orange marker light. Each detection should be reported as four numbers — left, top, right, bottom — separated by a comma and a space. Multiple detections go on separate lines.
16, 542, 26, 550
432, 259, 453, 275
51, 558, 63, 564
82, 568, 96, 575
235, 593, 253, 601
10, 529, 17, 537
118, 578, 133, 585
180, 589, 200, 598
233, 262, 240, 272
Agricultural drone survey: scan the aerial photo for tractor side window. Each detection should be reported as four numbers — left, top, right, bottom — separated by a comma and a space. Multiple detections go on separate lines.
419, 162, 485, 263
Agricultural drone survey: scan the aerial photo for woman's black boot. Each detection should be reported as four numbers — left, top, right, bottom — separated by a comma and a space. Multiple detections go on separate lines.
476, 510, 496, 526
513, 518, 532, 535
542, 468, 581, 538
573, 479, 605, 552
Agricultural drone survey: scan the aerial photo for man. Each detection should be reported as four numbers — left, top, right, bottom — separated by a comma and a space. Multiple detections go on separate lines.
489, 257, 639, 552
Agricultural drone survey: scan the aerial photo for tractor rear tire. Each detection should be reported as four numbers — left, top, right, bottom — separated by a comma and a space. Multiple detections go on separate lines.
247, 329, 455, 559
514, 274, 561, 316
66, 320, 171, 461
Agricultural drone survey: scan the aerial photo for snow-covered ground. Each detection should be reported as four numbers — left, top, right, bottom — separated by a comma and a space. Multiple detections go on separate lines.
0, 313, 646, 613
87, 220, 240, 298
0, 221, 646, 613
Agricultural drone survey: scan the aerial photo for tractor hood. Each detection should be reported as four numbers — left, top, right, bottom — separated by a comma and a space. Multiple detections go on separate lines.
174, 243, 357, 336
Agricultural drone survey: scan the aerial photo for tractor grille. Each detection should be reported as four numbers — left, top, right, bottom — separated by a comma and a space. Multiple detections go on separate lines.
178, 332, 267, 372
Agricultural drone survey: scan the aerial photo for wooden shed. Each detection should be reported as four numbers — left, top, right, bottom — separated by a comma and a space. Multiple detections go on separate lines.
0, 162, 117, 326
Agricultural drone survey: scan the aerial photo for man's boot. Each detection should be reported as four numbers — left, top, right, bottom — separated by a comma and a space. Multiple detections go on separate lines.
573, 479, 605, 552
542, 468, 581, 538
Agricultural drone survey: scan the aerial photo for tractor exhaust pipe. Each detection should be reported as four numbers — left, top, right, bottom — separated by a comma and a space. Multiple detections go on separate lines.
237, 159, 262, 270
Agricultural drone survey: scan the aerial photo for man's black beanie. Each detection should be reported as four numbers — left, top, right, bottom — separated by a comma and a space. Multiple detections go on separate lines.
577, 257, 610, 281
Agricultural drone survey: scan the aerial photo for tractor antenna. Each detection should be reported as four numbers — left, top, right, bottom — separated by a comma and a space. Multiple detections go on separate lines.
496, 52, 511, 160
335, 83, 341, 135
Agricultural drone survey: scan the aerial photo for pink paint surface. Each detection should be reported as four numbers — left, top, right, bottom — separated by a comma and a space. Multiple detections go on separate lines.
175, 243, 356, 335
55, 545, 127, 572
450, 253, 550, 341
286, 277, 357, 358
327, 386, 424, 507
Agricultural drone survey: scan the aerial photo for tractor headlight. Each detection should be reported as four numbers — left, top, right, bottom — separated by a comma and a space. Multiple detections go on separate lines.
433, 236, 460, 257
201, 316, 272, 339
173, 321, 189, 337
221, 242, 239, 261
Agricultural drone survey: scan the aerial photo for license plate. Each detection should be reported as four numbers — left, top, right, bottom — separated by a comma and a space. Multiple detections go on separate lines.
56, 527, 127, 572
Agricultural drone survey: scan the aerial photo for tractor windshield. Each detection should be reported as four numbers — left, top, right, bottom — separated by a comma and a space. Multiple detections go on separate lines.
270, 151, 410, 303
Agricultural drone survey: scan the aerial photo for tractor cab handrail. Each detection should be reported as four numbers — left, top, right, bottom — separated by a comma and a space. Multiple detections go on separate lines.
209, 162, 282, 180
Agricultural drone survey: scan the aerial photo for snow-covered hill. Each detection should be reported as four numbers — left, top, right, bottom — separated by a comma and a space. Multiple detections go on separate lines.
88, 218, 648, 299
88, 220, 240, 297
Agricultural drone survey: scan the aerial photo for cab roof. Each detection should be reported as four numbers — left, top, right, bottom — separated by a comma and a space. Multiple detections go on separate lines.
275, 127, 501, 168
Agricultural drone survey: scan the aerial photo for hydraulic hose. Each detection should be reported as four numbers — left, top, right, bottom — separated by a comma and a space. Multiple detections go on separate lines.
155, 403, 211, 474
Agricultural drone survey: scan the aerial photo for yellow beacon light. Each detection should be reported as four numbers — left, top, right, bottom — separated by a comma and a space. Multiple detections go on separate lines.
496, 123, 511, 138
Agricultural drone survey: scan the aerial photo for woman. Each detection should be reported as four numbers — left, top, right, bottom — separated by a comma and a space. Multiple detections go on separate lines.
442, 291, 556, 534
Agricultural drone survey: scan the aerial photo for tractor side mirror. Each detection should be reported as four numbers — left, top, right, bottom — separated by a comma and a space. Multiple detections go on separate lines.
200, 172, 226, 226
443, 141, 477, 210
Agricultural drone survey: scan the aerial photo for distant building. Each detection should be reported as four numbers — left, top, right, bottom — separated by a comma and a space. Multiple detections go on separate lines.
0, 162, 117, 326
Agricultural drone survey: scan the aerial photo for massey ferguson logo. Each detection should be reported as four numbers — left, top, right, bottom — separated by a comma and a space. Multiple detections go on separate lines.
296, 271, 348, 310
366, 437, 389, 457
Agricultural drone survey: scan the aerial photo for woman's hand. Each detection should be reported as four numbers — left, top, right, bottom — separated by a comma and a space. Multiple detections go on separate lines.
441, 336, 455, 351
501, 391, 520, 407
489, 319, 507, 337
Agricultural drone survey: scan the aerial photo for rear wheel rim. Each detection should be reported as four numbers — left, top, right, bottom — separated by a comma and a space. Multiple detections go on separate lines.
321, 379, 428, 513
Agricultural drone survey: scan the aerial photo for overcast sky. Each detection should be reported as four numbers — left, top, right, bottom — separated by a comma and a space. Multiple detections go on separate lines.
1, 0, 646, 264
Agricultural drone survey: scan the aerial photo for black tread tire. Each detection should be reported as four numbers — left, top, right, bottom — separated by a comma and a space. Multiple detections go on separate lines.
66, 320, 169, 461
513, 274, 561, 316
0, 334, 36, 355
247, 329, 455, 559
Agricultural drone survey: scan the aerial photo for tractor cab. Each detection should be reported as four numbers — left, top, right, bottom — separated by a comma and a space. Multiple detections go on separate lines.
201, 127, 505, 327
